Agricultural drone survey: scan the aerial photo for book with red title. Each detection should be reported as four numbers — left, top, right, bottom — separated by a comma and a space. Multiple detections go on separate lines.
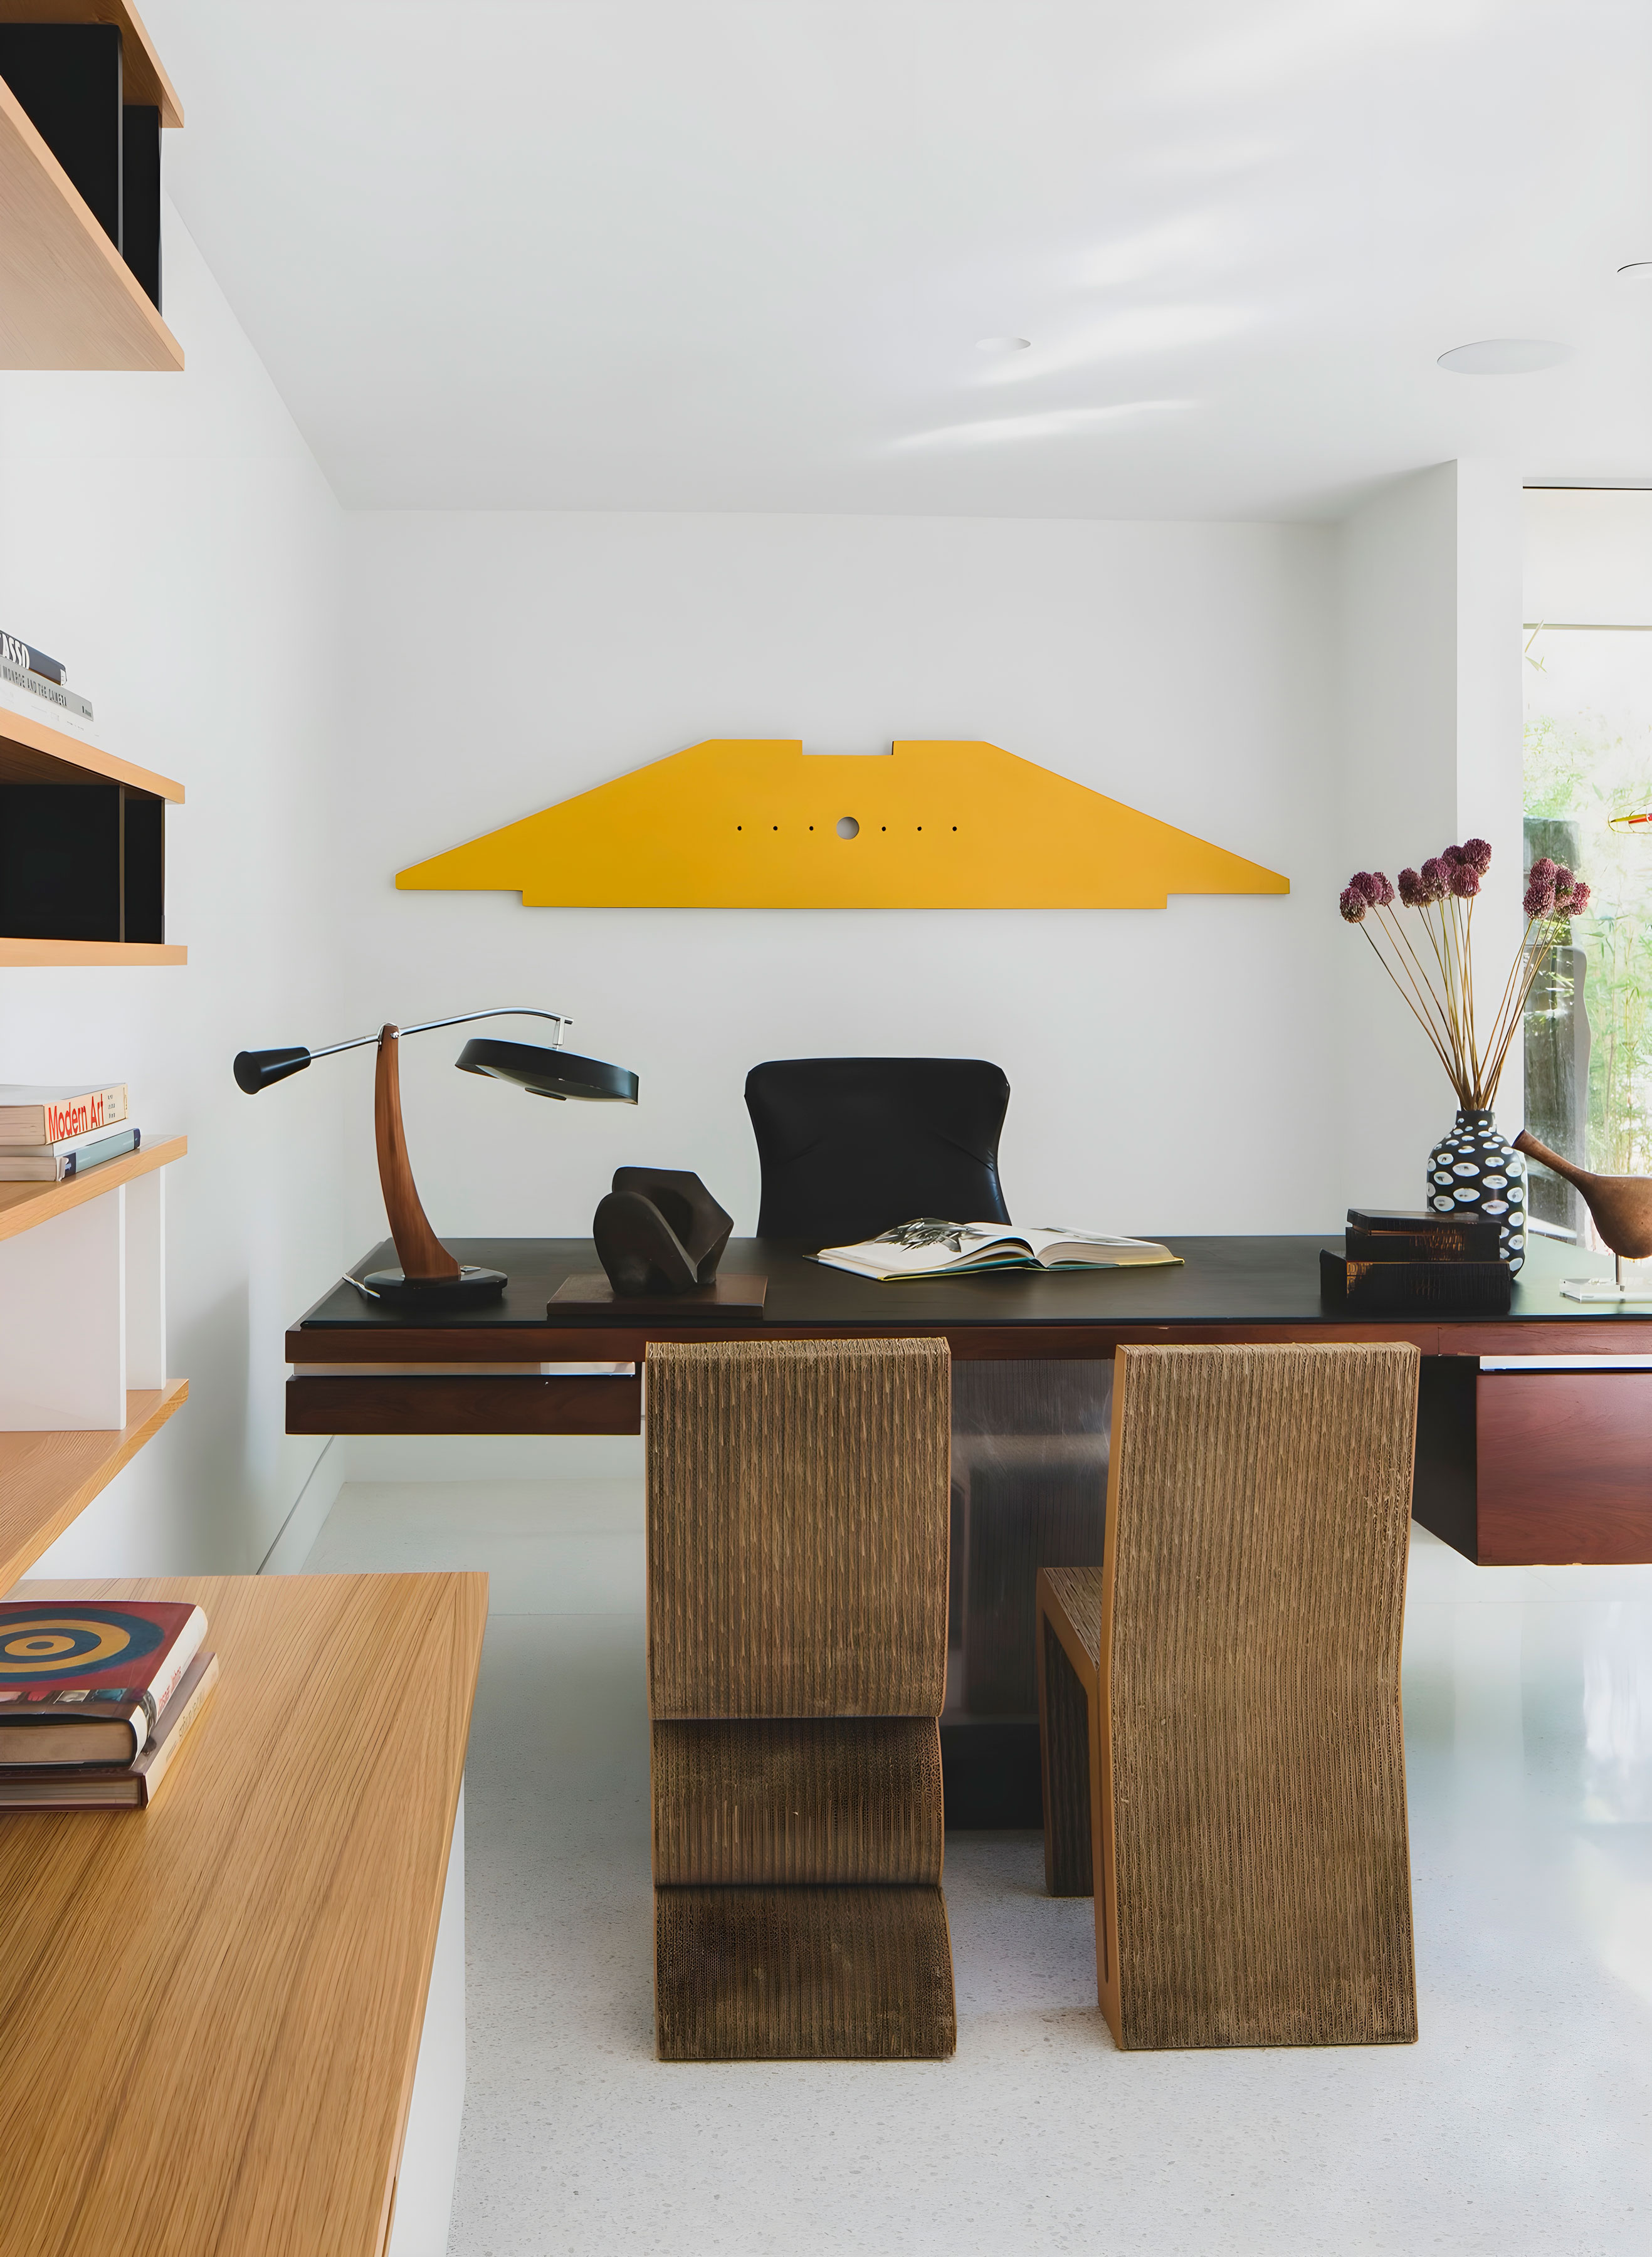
0, 1599, 209, 1766
0, 1083, 128, 1144
0, 1650, 219, 1807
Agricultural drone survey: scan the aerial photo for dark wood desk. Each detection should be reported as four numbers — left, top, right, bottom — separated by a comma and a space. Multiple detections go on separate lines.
289, 1234, 1652, 1824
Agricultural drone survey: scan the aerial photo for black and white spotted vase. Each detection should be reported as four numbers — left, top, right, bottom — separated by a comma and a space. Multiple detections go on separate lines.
1427, 1109, 1527, 1271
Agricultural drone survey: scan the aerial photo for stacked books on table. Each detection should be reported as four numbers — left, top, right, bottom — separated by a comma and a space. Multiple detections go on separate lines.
0, 1081, 137, 1181
0, 1599, 218, 1809
1320, 1207, 1513, 1314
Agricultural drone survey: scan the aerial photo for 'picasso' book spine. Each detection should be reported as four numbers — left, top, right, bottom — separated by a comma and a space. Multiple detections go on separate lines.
0, 628, 65, 685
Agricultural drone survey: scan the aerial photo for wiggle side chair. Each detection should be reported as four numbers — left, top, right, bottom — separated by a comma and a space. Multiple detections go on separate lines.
646, 1334, 957, 2061
1036, 1340, 1421, 2051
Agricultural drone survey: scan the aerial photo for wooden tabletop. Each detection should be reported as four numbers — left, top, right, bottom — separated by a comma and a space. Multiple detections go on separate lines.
0, 1572, 487, 2257
287, 1231, 1652, 1364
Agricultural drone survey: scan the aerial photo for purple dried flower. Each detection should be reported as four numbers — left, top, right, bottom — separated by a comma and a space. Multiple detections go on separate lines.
1448, 861, 1481, 898
1349, 870, 1381, 905
1419, 858, 1448, 901
1397, 867, 1424, 907
1463, 836, 1493, 873
1552, 865, 1576, 899
1441, 844, 1466, 867
1523, 866, 1557, 918
1560, 880, 1592, 918
1339, 886, 1367, 923
1368, 870, 1396, 907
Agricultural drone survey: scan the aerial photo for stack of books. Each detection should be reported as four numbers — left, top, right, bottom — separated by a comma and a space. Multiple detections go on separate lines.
0, 624, 95, 738
1320, 1207, 1512, 1313
0, 1599, 218, 1809
0, 1081, 138, 1181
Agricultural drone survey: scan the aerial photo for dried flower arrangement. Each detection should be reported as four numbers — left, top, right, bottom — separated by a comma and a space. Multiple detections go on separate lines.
1338, 839, 1591, 1110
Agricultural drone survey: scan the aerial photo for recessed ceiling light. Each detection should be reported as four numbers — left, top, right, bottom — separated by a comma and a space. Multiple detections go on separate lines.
1618, 262, 1652, 282
974, 335, 1031, 354
1436, 338, 1570, 375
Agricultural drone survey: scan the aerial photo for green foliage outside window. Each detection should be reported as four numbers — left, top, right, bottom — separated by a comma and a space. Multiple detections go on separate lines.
1523, 661, 1652, 1175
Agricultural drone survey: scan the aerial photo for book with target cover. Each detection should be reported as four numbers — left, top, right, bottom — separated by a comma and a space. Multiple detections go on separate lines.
0, 1601, 208, 1767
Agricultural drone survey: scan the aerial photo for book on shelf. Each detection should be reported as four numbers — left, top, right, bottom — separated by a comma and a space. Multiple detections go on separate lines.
0, 658, 94, 731
0, 1126, 140, 1181
0, 629, 66, 687
813, 1218, 1182, 1282
0, 1651, 219, 1809
0, 1599, 208, 1767
0, 1083, 128, 1143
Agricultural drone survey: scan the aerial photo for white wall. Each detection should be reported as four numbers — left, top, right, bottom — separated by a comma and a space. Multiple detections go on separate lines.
1335, 461, 1525, 1211
337, 513, 1342, 1251
1525, 488, 1652, 626
0, 199, 352, 1576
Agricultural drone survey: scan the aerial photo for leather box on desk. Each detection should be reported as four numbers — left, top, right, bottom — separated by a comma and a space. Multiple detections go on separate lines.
1320, 1248, 1513, 1314
1345, 1223, 1502, 1263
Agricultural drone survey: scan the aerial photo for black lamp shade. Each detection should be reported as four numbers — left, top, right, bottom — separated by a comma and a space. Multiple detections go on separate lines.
455, 1037, 638, 1103
234, 1046, 312, 1093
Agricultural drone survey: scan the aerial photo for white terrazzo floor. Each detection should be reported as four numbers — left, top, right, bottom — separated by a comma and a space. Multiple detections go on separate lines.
301, 1481, 1652, 2257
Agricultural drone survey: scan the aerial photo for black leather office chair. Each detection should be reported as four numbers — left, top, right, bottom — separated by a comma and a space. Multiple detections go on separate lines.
744, 1057, 1012, 1246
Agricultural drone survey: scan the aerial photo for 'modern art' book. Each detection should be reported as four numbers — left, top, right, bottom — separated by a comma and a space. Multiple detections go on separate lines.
814, 1218, 1181, 1282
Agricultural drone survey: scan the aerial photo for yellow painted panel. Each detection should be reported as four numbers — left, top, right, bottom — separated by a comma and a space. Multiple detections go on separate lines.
395, 739, 1290, 909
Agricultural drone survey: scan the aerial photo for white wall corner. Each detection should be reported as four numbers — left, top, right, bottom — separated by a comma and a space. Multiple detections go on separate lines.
1334, 458, 1525, 1210
1453, 457, 1527, 1130
259, 1437, 354, 1572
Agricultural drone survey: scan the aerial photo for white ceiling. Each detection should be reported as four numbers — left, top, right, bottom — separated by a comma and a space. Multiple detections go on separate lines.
150, 0, 1652, 517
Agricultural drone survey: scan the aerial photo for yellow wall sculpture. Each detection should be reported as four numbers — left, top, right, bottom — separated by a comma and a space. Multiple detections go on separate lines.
394, 739, 1290, 909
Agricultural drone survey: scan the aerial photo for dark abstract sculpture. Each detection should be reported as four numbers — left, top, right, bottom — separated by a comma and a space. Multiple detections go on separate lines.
594, 1167, 732, 1297
1515, 1129, 1652, 1300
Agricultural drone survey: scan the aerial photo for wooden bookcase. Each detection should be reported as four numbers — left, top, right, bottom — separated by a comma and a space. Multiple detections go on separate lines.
0, 706, 186, 962
0, 0, 182, 370
0, 1136, 186, 1589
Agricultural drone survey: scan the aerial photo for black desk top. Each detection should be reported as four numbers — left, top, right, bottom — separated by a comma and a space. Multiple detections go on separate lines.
291, 1231, 1636, 1345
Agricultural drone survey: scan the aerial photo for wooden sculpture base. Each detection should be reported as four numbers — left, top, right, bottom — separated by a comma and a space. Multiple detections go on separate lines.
549, 1273, 767, 1320
357, 1265, 507, 1308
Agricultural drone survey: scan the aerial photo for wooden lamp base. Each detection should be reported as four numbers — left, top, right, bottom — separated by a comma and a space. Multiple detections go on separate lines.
356, 1265, 507, 1309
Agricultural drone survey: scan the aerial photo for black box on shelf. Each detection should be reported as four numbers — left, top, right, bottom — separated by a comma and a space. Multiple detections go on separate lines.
122, 103, 161, 309
0, 24, 124, 250
0, 782, 166, 944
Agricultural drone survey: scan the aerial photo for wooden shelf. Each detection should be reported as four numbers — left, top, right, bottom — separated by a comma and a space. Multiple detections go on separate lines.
0, 702, 185, 799
0, 1377, 186, 1592
0, 1572, 485, 2256
0, 1131, 184, 1243
0, 66, 182, 370
0, 2, 182, 126
0, 935, 186, 965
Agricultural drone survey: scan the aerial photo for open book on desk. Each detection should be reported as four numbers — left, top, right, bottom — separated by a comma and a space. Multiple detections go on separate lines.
813, 1218, 1182, 1282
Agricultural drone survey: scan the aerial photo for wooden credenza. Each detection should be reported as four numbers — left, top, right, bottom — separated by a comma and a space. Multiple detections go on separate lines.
0, 1571, 486, 2257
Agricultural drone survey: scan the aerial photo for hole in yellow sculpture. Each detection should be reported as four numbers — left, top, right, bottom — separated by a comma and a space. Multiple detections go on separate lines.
836, 816, 860, 840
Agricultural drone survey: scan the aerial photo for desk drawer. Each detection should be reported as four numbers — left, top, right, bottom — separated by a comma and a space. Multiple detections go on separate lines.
1476, 1370, 1652, 1564
286, 1374, 642, 1436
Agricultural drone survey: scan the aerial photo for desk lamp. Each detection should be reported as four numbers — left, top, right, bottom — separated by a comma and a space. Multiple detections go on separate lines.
234, 1008, 638, 1307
